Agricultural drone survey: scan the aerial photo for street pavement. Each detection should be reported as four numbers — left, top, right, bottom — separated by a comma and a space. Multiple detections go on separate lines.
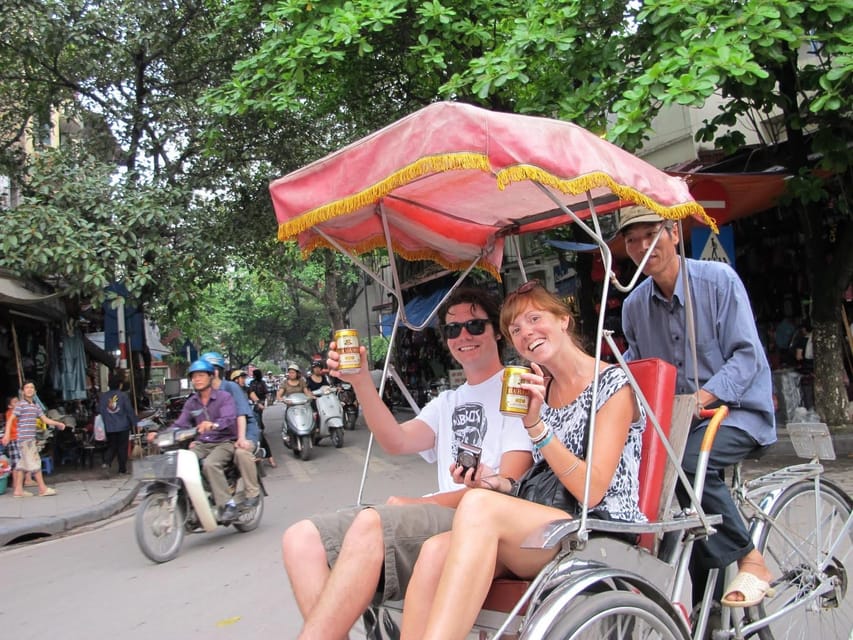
1, 420, 852, 548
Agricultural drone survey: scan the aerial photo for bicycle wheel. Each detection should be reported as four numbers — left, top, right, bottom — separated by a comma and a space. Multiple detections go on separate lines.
751, 479, 852, 640
543, 590, 687, 639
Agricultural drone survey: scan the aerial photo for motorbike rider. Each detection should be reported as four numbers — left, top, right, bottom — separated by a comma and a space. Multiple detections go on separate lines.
248, 369, 269, 411
199, 352, 262, 506
276, 363, 311, 401
306, 360, 331, 393
170, 359, 246, 522
232, 369, 277, 468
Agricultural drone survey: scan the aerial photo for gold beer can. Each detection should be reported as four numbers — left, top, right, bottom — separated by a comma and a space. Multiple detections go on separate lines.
335, 328, 362, 373
500, 366, 531, 416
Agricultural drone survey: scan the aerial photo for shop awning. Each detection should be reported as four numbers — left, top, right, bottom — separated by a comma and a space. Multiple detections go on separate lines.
670, 171, 790, 227
0, 274, 65, 319
380, 287, 452, 337
83, 334, 116, 368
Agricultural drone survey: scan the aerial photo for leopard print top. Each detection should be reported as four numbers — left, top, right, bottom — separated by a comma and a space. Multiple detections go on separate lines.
538, 366, 647, 523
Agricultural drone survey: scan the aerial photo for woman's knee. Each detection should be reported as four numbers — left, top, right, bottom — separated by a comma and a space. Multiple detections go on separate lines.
418, 532, 452, 570
455, 488, 503, 525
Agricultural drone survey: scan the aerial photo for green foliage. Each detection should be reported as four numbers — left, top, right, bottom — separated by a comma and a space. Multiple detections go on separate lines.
614, 0, 853, 164
209, 0, 633, 131
172, 262, 330, 367
0, 0, 368, 341
0, 148, 224, 315
367, 335, 390, 366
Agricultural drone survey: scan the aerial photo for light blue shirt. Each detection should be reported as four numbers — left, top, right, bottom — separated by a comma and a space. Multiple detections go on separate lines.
622, 258, 776, 446
220, 379, 261, 442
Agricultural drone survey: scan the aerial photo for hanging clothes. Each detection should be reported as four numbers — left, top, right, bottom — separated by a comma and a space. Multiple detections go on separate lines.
61, 329, 89, 401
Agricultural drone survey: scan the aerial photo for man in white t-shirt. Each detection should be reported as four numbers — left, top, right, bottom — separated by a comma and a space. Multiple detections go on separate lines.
282, 288, 533, 640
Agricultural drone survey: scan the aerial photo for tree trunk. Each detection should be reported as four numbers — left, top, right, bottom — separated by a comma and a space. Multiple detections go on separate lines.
805, 207, 853, 426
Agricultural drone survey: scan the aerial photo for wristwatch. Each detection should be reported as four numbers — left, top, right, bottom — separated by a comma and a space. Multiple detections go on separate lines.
213, 422, 220, 430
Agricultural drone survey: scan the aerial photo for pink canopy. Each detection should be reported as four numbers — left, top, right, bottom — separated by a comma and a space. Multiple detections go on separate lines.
270, 102, 714, 276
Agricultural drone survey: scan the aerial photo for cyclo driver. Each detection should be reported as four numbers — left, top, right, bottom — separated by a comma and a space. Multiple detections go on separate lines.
168, 359, 253, 522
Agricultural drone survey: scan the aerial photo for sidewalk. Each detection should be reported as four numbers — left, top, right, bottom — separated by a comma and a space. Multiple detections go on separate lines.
0, 465, 140, 547
0, 424, 851, 548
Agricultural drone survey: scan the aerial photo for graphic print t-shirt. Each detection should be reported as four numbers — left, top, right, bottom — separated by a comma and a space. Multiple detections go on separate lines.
417, 369, 531, 494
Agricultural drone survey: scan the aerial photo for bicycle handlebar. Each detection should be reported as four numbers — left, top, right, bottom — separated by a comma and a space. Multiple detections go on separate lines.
698, 405, 729, 454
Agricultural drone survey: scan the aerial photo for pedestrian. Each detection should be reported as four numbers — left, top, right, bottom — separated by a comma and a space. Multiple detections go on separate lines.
281, 287, 533, 639
618, 205, 776, 608
98, 372, 138, 474
2, 396, 23, 486
5, 380, 68, 497
401, 282, 646, 639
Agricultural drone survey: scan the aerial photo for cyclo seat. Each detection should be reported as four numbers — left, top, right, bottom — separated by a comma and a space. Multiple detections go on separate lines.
483, 358, 677, 614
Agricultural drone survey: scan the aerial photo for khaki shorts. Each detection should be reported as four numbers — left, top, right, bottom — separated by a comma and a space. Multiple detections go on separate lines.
311, 503, 456, 602
18, 439, 41, 473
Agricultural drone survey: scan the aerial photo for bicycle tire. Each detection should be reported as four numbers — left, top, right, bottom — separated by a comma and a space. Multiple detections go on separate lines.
751, 478, 852, 640
540, 590, 687, 640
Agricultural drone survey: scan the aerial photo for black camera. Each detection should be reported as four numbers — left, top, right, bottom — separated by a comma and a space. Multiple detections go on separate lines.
456, 443, 482, 477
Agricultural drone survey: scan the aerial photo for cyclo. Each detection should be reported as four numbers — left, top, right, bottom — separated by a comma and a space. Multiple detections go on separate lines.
269, 102, 852, 639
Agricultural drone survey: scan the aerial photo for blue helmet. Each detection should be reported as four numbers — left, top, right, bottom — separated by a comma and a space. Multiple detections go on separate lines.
200, 351, 225, 369
188, 359, 215, 375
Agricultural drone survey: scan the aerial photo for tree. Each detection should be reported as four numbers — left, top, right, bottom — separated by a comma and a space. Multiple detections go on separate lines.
215, 0, 852, 423
0, 0, 369, 342
611, 0, 853, 424
0, 148, 226, 316
0, 0, 251, 316
171, 263, 329, 367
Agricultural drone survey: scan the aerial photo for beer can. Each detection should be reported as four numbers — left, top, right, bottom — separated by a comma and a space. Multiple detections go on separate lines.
500, 366, 531, 416
335, 329, 362, 373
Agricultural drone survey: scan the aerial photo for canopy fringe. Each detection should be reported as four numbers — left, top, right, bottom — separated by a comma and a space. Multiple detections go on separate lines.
295, 234, 501, 281
277, 153, 492, 241
496, 166, 719, 233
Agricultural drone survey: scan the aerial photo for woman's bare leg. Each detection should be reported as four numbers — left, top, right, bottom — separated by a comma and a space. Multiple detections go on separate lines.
421, 489, 566, 640
401, 532, 453, 639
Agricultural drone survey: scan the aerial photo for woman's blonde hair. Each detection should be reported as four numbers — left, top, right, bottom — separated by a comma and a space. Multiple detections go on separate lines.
500, 281, 582, 349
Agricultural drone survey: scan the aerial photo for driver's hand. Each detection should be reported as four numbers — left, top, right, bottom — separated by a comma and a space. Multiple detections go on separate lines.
146, 432, 157, 443
197, 420, 212, 434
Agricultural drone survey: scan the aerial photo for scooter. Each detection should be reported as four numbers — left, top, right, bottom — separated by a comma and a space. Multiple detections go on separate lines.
272, 388, 344, 461
337, 381, 359, 430
274, 392, 319, 461
314, 385, 345, 448
132, 427, 265, 563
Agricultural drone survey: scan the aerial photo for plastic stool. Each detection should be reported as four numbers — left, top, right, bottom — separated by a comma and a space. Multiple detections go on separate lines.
42, 456, 54, 475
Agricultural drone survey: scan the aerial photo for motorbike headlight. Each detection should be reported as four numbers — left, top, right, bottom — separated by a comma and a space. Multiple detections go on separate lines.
155, 430, 176, 447
175, 428, 197, 442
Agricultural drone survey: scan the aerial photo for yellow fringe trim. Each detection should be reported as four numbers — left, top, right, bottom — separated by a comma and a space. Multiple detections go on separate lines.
297, 234, 502, 281
497, 166, 719, 233
277, 158, 719, 274
277, 152, 492, 242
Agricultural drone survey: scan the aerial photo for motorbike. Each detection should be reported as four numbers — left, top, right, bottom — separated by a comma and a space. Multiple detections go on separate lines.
315, 385, 346, 447
132, 426, 266, 563
337, 381, 359, 430
164, 394, 189, 422
271, 387, 344, 461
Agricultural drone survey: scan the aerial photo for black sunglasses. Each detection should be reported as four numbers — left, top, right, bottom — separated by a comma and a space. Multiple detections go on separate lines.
442, 318, 489, 339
